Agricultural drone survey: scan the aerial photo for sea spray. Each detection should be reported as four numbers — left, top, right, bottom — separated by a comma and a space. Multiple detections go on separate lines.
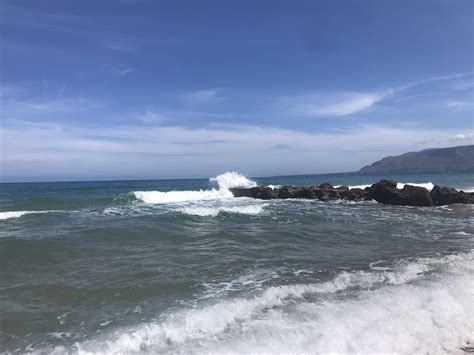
133, 172, 257, 204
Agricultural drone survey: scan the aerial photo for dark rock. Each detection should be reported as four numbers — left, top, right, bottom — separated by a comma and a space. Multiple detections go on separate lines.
327, 189, 341, 199
312, 188, 330, 201
230, 187, 258, 198
366, 181, 432, 206
343, 188, 366, 200
431, 185, 470, 205
366, 180, 399, 201
397, 185, 433, 206
229, 180, 471, 207
255, 187, 279, 200
299, 188, 318, 199
279, 186, 302, 199
318, 183, 334, 189
338, 185, 350, 191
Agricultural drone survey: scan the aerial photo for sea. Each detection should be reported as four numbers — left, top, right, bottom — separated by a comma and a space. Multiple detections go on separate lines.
0, 172, 473, 354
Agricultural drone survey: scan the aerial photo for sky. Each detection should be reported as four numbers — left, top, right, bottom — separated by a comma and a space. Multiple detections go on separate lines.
0, 0, 473, 182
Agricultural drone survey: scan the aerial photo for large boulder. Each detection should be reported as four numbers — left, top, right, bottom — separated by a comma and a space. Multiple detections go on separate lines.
342, 188, 367, 200
279, 186, 302, 199
230, 187, 259, 198
431, 185, 470, 205
366, 180, 399, 202
255, 187, 279, 200
318, 183, 334, 190
366, 180, 432, 206
397, 185, 433, 206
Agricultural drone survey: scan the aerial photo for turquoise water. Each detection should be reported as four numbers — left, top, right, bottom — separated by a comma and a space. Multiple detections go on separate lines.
0, 172, 473, 353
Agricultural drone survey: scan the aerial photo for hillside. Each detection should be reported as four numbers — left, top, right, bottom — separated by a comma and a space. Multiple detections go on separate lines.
359, 145, 474, 174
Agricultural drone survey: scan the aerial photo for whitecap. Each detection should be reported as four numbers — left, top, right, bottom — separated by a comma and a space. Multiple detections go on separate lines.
180, 204, 265, 217
42, 251, 474, 355
0, 210, 60, 220
133, 172, 256, 204
344, 181, 435, 191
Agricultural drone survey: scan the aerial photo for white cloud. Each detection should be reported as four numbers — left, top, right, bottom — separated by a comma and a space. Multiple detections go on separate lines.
133, 109, 168, 124
447, 101, 473, 112
181, 88, 224, 104
1, 119, 472, 181
288, 91, 390, 117
118, 67, 135, 76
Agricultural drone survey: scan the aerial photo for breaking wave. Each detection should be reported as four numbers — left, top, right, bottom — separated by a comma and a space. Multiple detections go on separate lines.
43, 250, 474, 354
133, 172, 256, 204
0, 210, 60, 220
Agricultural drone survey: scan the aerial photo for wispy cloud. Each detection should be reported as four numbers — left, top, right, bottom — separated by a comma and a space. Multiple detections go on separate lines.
283, 72, 474, 118
290, 91, 390, 117
103, 42, 138, 52
118, 67, 135, 76
181, 88, 224, 104
133, 109, 168, 124
446, 101, 473, 112
2, 118, 472, 181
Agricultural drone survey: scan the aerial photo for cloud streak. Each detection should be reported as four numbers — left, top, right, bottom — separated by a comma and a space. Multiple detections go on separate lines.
291, 91, 390, 117
2, 119, 472, 181
181, 89, 224, 104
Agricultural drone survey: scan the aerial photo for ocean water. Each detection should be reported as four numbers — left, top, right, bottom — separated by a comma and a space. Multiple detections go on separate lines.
0, 172, 473, 354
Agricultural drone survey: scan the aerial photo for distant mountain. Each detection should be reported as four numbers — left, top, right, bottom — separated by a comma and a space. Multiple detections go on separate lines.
359, 145, 474, 175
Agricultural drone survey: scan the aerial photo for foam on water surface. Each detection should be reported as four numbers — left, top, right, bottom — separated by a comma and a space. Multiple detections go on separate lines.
43, 251, 474, 355
0, 210, 59, 220
133, 172, 256, 204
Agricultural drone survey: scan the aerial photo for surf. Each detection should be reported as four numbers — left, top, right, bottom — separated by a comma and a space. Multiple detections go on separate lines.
133, 172, 257, 204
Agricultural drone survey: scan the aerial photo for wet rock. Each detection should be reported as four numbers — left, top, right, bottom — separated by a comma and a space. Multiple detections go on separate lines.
366, 181, 432, 206
279, 186, 302, 199
431, 185, 470, 206
230, 187, 259, 198
318, 183, 334, 189
256, 187, 279, 200
366, 180, 399, 202
343, 188, 366, 201
396, 185, 433, 206
230, 180, 471, 207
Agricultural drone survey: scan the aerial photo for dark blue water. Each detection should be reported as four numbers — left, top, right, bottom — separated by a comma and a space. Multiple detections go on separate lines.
0, 172, 473, 354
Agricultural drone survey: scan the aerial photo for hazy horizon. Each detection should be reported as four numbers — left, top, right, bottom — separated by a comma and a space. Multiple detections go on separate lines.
1, 0, 473, 182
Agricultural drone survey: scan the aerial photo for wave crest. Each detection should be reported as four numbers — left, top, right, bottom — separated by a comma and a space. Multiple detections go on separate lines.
133, 172, 256, 204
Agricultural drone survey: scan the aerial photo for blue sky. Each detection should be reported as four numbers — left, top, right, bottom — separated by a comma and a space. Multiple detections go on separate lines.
1, 0, 473, 182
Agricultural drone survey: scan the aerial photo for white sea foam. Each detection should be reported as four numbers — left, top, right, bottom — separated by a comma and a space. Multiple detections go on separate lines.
45, 251, 474, 355
344, 181, 435, 191
180, 204, 265, 217
209, 171, 257, 190
0, 210, 59, 220
267, 184, 282, 189
133, 172, 256, 204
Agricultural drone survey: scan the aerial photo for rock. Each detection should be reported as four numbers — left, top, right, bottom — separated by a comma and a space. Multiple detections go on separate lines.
318, 183, 334, 189
230, 187, 259, 198
431, 185, 470, 205
256, 187, 279, 200
366, 180, 399, 201
299, 188, 318, 199
338, 185, 350, 191
279, 186, 302, 199
312, 188, 330, 201
366, 181, 432, 206
229, 180, 471, 207
343, 188, 366, 200
397, 185, 433, 206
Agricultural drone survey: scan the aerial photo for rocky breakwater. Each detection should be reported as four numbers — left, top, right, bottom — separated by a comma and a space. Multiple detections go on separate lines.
230, 180, 474, 207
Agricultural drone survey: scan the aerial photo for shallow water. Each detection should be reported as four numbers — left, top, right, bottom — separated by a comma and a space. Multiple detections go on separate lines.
0, 172, 473, 353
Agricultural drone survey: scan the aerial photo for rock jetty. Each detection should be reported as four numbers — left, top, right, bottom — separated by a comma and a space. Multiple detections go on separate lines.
230, 180, 474, 207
